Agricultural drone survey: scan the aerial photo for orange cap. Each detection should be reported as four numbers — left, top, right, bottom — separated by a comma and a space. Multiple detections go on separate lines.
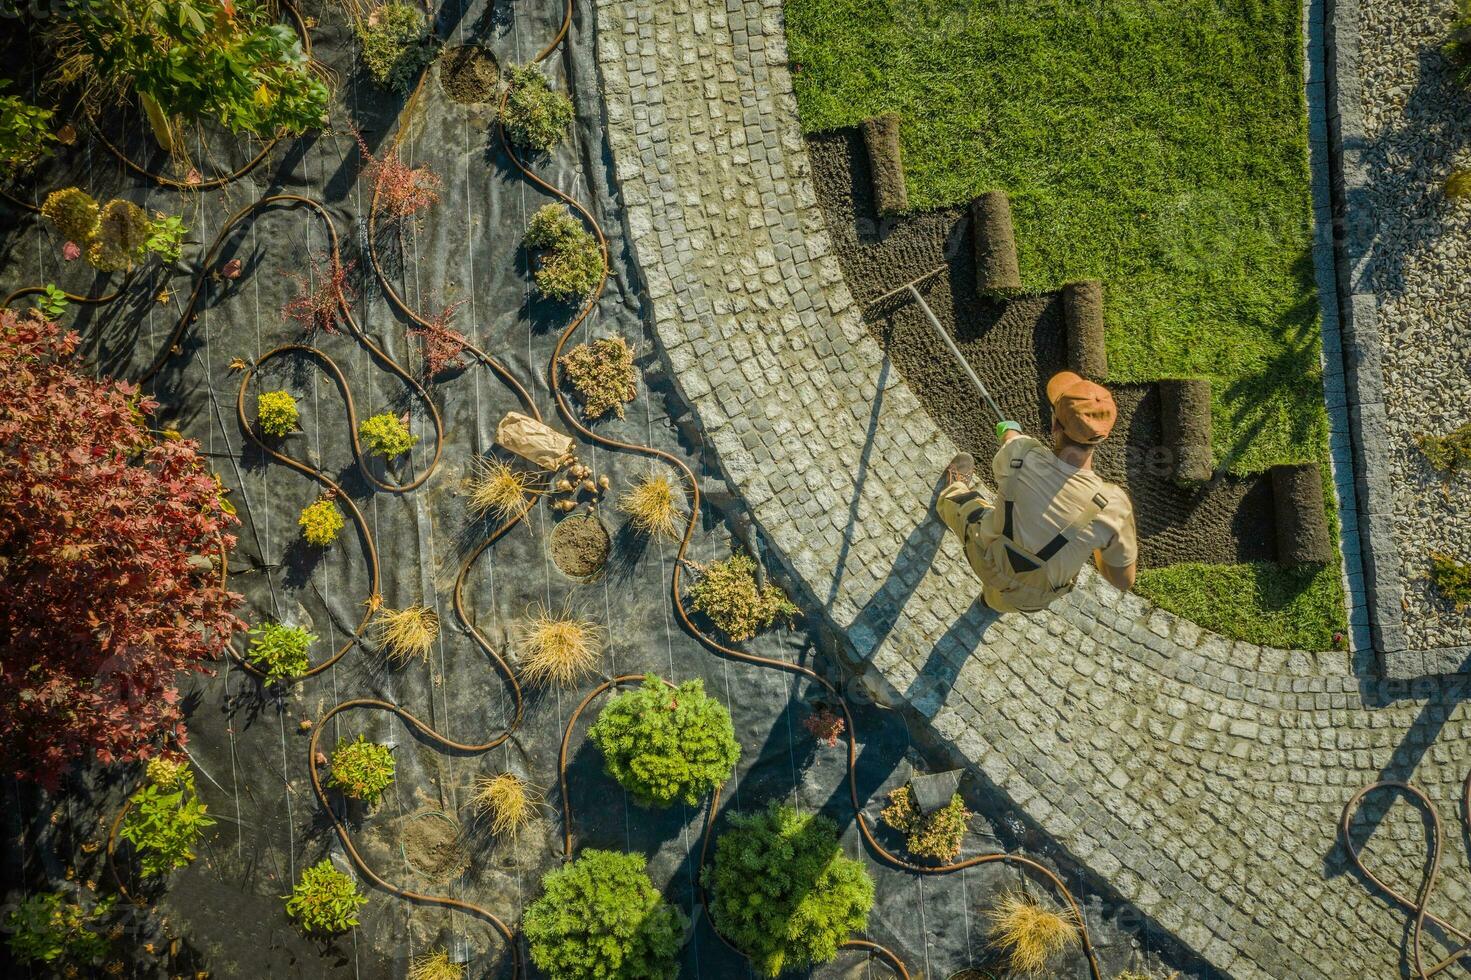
1046, 371, 1116, 444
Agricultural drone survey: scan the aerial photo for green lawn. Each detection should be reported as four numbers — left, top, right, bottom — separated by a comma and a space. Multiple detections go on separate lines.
786, 0, 1346, 649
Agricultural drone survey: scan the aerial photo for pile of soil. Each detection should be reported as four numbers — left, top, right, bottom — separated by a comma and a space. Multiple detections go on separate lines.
550, 511, 611, 578
402, 810, 469, 882
805, 129, 1278, 567
439, 44, 499, 105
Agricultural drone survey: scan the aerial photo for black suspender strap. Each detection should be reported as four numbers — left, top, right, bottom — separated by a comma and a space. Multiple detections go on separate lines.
1035, 492, 1110, 561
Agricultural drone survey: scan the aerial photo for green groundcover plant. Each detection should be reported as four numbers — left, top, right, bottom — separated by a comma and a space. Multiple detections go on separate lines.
359, 411, 418, 458
285, 859, 367, 934
246, 621, 315, 682
501, 63, 574, 152
119, 759, 216, 876
704, 803, 874, 976
298, 496, 345, 546
4, 891, 114, 966
257, 389, 299, 436
687, 553, 799, 642
328, 733, 395, 805
523, 849, 687, 980
588, 674, 739, 807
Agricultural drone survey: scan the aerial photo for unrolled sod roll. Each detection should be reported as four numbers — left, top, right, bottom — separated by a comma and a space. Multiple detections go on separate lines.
860, 114, 908, 217
1160, 379, 1213, 483
1063, 280, 1107, 381
970, 190, 1022, 297
1271, 463, 1333, 566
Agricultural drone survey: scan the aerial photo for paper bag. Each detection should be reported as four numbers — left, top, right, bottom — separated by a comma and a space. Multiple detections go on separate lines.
496, 411, 573, 469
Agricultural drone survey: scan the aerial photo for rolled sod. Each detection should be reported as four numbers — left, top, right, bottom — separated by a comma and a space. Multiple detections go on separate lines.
1270, 463, 1333, 566
1160, 379, 1213, 484
1063, 280, 1107, 381
970, 190, 1022, 298
860, 114, 908, 216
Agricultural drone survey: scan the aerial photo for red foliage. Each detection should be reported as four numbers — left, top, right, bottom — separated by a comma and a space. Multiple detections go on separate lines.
282, 251, 356, 334
802, 706, 846, 748
354, 129, 441, 224
412, 301, 468, 378
0, 309, 244, 786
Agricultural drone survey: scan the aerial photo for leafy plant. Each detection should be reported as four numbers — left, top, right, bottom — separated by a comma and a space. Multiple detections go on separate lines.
285, 859, 367, 935
355, 128, 441, 223
1416, 422, 1471, 474
34, 284, 70, 319
516, 602, 604, 685
559, 335, 635, 419
686, 553, 799, 641
525, 203, 604, 302
41, 187, 99, 242
0, 82, 55, 179
409, 949, 464, 980
257, 389, 299, 436
298, 496, 345, 546
245, 621, 315, 682
0, 309, 243, 786
879, 785, 970, 862
801, 705, 845, 747
282, 252, 356, 334
704, 803, 874, 977
357, 1, 436, 93
144, 213, 187, 264
327, 733, 395, 805
359, 411, 418, 458
985, 892, 1080, 975
1430, 552, 1471, 611
119, 761, 216, 876
618, 470, 686, 540
468, 455, 543, 522
373, 604, 440, 663
523, 849, 687, 980
588, 675, 739, 807
471, 772, 544, 839
501, 63, 574, 152
4, 891, 115, 966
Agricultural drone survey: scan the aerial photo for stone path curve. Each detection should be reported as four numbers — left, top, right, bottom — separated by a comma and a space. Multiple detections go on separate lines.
592, 0, 1471, 976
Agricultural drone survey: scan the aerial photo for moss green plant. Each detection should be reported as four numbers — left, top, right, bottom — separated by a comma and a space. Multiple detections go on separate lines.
41, 187, 101, 243
357, 1, 436, 94
523, 849, 688, 980
687, 553, 799, 641
298, 496, 345, 547
501, 63, 574, 152
704, 803, 874, 976
285, 859, 367, 935
1430, 552, 1471, 612
245, 621, 315, 682
879, 785, 969, 863
1446, 170, 1471, 198
119, 761, 216, 877
525, 202, 604, 302
4, 892, 114, 966
558, 335, 636, 419
327, 733, 395, 805
588, 675, 739, 807
1417, 423, 1471, 474
88, 198, 152, 272
359, 411, 418, 458
257, 389, 299, 436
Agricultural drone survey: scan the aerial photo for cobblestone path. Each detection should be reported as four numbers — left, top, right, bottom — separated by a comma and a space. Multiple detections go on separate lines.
593, 0, 1471, 975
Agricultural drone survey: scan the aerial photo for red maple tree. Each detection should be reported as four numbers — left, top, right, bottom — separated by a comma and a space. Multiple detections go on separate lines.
0, 309, 244, 786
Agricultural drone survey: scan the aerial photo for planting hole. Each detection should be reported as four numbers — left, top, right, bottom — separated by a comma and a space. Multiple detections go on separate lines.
439, 45, 499, 105
550, 512, 611, 579
402, 810, 468, 881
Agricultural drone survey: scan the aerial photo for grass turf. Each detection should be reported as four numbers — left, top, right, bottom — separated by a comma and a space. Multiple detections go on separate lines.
786, 0, 1346, 648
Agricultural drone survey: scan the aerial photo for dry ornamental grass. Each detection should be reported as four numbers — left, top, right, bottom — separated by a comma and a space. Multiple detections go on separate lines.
985, 892, 1080, 975
373, 605, 440, 664
471, 772, 544, 839
468, 455, 543, 522
618, 471, 686, 540
408, 949, 464, 980
516, 603, 603, 686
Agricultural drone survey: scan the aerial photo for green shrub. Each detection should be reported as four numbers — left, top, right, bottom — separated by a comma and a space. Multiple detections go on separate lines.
119, 760, 216, 876
357, 2, 436, 94
285, 859, 367, 934
1417, 422, 1471, 474
41, 187, 101, 243
687, 553, 799, 641
87, 199, 152, 272
524, 202, 604, 302
523, 849, 687, 980
1447, 0, 1471, 87
1430, 552, 1471, 611
0, 82, 55, 179
558, 335, 636, 419
704, 803, 874, 976
145, 213, 187, 263
257, 389, 299, 436
4, 892, 114, 966
501, 63, 574, 152
359, 411, 418, 458
328, 733, 395, 805
879, 785, 969, 862
298, 496, 345, 546
588, 674, 739, 807
246, 621, 315, 682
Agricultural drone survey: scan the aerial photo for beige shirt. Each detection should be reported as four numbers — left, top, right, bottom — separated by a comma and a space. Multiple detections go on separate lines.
975, 436, 1137, 589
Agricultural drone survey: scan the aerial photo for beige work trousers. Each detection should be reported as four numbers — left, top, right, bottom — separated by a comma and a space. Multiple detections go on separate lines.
935, 480, 1024, 615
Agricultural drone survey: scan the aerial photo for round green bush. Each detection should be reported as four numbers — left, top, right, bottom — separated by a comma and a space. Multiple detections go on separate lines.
501, 64, 574, 152
358, 411, 418, 458
327, 733, 395, 805
257, 389, 299, 436
285, 859, 366, 935
356, 1, 436, 94
704, 803, 874, 977
523, 849, 687, 980
588, 674, 738, 807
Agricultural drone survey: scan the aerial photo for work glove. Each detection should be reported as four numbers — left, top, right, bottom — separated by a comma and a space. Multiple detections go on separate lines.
995, 420, 1022, 440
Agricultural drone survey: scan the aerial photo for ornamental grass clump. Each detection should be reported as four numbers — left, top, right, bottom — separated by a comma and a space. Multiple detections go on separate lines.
559, 335, 636, 420
687, 553, 799, 641
523, 849, 688, 980
285, 859, 367, 935
879, 785, 970, 863
409, 949, 464, 980
1417, 422, 1471, 474
298, 496, 345, 546
705, 803, 874, 977
516, 603, 604, 686
501, 63, 575, 152
359, 411, 418, 458
257, 389, 298, 436
525, 203, 604, 302
619, 470, 685, 540
588, 675, 739, 807
373, 604, 440, 664
4, 892, 115, 967
468, 455, 543, 522
246, 621, 315, 682
471, 772, 544, 838
328, 734, 396, 805
1430, 552, 1471, 611
985, 892, 1080, 975
119, 759, 216, 877
357, 1, 436, 94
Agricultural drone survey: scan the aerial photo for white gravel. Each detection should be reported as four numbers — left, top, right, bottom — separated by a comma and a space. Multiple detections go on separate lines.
1356, 0, 1471, 649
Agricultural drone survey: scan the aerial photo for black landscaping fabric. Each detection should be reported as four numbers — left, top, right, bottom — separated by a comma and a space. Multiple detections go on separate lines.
1063, 279, 1107, 381
807, 128, 1280, 569
859, 115, 908, 217
1272, 463, 1334, 566
0, 9, 1206, 980
1160, 380, 1214, 485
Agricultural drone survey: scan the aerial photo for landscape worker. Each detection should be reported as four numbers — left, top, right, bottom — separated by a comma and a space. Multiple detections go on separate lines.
936, 371, 1138, 613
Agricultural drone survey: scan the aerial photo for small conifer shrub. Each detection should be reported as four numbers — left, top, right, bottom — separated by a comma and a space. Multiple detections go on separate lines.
558, 334, 636, 420
588, 675, 739, 807
525, 203, 605, 303
298, 496, 345, 546
1430, 552, 1471, 611
257, 390, 299, 436
686, 553, 799, 641
246, 622, 315, 682
41, 187, 100, 242
1417, 422, 1471, 474
501, 64, 574, 153
359, 411, 418, 458
357, 1, 436, 94
327, 734, 396, 805
285, 859, 367, 935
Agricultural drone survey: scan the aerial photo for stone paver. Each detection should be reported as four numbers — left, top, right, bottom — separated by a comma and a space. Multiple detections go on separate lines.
593, 1, 1471, 976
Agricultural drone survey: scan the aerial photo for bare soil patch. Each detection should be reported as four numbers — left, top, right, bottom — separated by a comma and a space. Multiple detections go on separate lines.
439, 44, 499, 105
550, 511, 611, 578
